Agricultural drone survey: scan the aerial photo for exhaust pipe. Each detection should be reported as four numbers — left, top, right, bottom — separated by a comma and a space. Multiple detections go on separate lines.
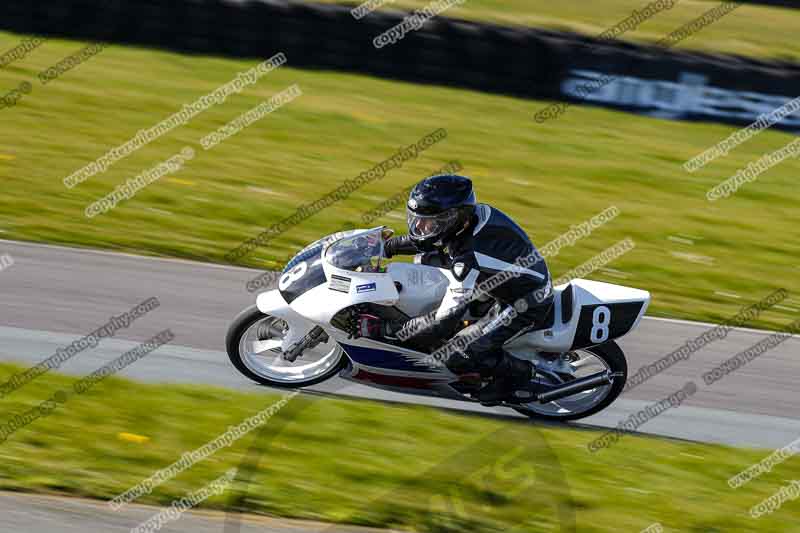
536, 371, 621, 403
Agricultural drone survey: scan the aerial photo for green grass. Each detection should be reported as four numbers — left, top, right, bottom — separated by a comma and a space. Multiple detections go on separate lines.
1, 32, 799, 330
320, 0, 798, 60
0, 363, 798, 532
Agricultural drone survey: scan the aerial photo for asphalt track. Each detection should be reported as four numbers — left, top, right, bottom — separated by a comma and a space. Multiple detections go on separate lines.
2, 238, 799, 449
2, 238, 800, 531
0, 491, 396, 533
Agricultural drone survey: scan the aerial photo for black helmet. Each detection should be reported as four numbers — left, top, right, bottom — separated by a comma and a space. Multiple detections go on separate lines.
407, 174, 476, 247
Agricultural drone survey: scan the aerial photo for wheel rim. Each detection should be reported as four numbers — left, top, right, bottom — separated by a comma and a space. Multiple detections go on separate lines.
239, 316, 343, 384
519, 348, 616, 417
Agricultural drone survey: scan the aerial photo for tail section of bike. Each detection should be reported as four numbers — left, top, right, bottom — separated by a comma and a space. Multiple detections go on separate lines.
508, 279, 650, 354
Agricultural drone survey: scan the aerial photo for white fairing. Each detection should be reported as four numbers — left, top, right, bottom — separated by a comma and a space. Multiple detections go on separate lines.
283, 262, 455, 326
262, 223, 649, 360
507, 279, 650, 354
387, 263, 449, 317
289, 261, 398, 324
256, 289, 317, 352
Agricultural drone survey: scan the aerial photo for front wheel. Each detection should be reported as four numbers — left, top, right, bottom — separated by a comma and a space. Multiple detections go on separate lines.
513, 341, 627, 422
226, 305, 346, 388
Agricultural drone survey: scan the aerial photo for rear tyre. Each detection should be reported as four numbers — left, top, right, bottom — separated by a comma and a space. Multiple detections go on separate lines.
226, 305, 346, 388
513, 341, 627, 422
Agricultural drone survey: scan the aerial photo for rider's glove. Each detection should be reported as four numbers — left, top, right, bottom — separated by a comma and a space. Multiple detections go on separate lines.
384, 235, 420, 258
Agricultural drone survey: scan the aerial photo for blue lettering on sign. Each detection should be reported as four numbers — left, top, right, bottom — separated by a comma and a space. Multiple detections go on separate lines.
356, 282, 377, 293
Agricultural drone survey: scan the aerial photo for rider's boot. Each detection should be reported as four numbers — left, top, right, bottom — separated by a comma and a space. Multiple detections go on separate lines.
477, 351, 535, 406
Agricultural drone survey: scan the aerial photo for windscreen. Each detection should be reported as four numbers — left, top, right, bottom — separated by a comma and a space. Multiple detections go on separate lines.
324, 229, 385, 273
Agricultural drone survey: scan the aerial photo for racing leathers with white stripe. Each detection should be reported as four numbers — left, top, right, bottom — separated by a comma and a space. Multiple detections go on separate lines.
385, 203, 554, 375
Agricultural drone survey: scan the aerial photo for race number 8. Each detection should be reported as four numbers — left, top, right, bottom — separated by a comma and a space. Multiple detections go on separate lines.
590, 306, 611, 343
279, 261, 308, 291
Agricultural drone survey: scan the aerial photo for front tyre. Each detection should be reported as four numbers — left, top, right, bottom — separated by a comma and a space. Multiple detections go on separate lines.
226, 305, 345, 388
513, 341, 627, 422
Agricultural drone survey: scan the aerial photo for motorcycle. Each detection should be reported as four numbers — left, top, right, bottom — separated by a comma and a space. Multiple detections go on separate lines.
226, 227, 650, 421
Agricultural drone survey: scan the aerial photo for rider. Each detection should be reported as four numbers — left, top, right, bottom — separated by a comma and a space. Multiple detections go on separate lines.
355, 174, 554, 405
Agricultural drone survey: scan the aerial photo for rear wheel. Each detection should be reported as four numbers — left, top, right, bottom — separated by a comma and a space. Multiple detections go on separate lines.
226, 305, 345, 388
513, 341, 627, 422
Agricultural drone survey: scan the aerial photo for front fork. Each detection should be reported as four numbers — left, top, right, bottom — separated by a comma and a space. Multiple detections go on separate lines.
281, 325, 329, 362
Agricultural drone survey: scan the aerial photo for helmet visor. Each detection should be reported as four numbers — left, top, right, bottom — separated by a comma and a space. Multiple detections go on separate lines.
407, 208, 459, 240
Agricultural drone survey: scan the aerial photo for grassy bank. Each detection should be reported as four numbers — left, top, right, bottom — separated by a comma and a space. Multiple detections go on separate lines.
0, 363, 798, 532
0, 32, 798, 329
